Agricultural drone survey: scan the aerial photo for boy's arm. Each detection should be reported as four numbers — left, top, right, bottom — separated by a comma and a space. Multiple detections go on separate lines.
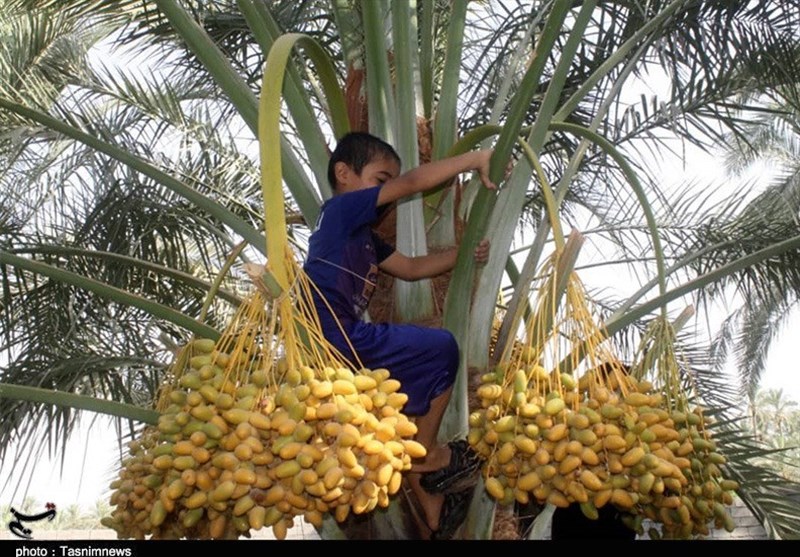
377, 150, 495, 206
379, 240, 490, 280
379, 249, 456, 281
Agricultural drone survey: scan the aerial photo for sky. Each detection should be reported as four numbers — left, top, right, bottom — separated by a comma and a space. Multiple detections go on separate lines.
1, 417, 120, 512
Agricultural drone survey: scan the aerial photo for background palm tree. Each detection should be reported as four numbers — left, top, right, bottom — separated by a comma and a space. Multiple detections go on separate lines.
754, 388, 799, 445
747, 388, 800, 483
0, 0, 257, 484
2, 0, 800, 539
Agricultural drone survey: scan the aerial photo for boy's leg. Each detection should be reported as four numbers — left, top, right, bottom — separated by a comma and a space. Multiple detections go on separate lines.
409, 387, 453, 473
405, 388, 476, 537
406, 388, 452, 534
407, 474, 444, 536
344, 323, 474, 534
345, 321, 459, 473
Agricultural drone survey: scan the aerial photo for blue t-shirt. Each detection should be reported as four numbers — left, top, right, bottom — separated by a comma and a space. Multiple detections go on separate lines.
304, 186, 395, 336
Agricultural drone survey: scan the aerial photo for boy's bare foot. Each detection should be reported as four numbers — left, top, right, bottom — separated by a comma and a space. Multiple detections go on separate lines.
410, 443, 452, 473
408, 472, 474, 540
407, 473, 445, 533
420, 439, 481, 493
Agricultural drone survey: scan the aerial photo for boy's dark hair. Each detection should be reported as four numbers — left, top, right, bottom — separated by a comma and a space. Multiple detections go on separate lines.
328, 132, 401, 190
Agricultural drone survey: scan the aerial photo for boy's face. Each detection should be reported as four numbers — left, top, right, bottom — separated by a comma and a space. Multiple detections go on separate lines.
335, 157, 400, 193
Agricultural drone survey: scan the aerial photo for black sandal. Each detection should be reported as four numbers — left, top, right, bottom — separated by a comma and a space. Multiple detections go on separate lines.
420, 439, 482, 494
430, 487, 473, 540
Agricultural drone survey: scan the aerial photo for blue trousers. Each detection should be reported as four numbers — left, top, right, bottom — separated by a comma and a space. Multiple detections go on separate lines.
329, 321, 459, 416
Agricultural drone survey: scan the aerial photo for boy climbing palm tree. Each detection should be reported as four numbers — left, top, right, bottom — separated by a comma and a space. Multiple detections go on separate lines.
303, 132, 495, 538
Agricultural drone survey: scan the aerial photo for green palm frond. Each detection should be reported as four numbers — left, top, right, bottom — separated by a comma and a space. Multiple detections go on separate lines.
602, 4, 800, 160
454, 2, 800, 286
693, 76, 800, 408
708, 308, 740, 370
0, 3, 262, 472
681, 173, 800, 310
0, 287, 172, 468
722, 108, 800, 174
7, 246, 242, 307
0, 5, 110, 104
706, 418, 800, 540
733, 299, 799, 402
3, 67, 260, 237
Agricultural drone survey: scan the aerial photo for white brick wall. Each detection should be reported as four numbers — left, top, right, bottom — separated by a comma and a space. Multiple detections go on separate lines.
701, 498, 769, 540
636, 498, 768, 540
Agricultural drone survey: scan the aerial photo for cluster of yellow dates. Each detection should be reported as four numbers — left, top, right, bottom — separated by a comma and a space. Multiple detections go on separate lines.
469, 363, 740, 539
103, 338, 424, 539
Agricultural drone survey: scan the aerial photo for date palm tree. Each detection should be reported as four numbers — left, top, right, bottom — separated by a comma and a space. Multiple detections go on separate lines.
2, 0, 800, 539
